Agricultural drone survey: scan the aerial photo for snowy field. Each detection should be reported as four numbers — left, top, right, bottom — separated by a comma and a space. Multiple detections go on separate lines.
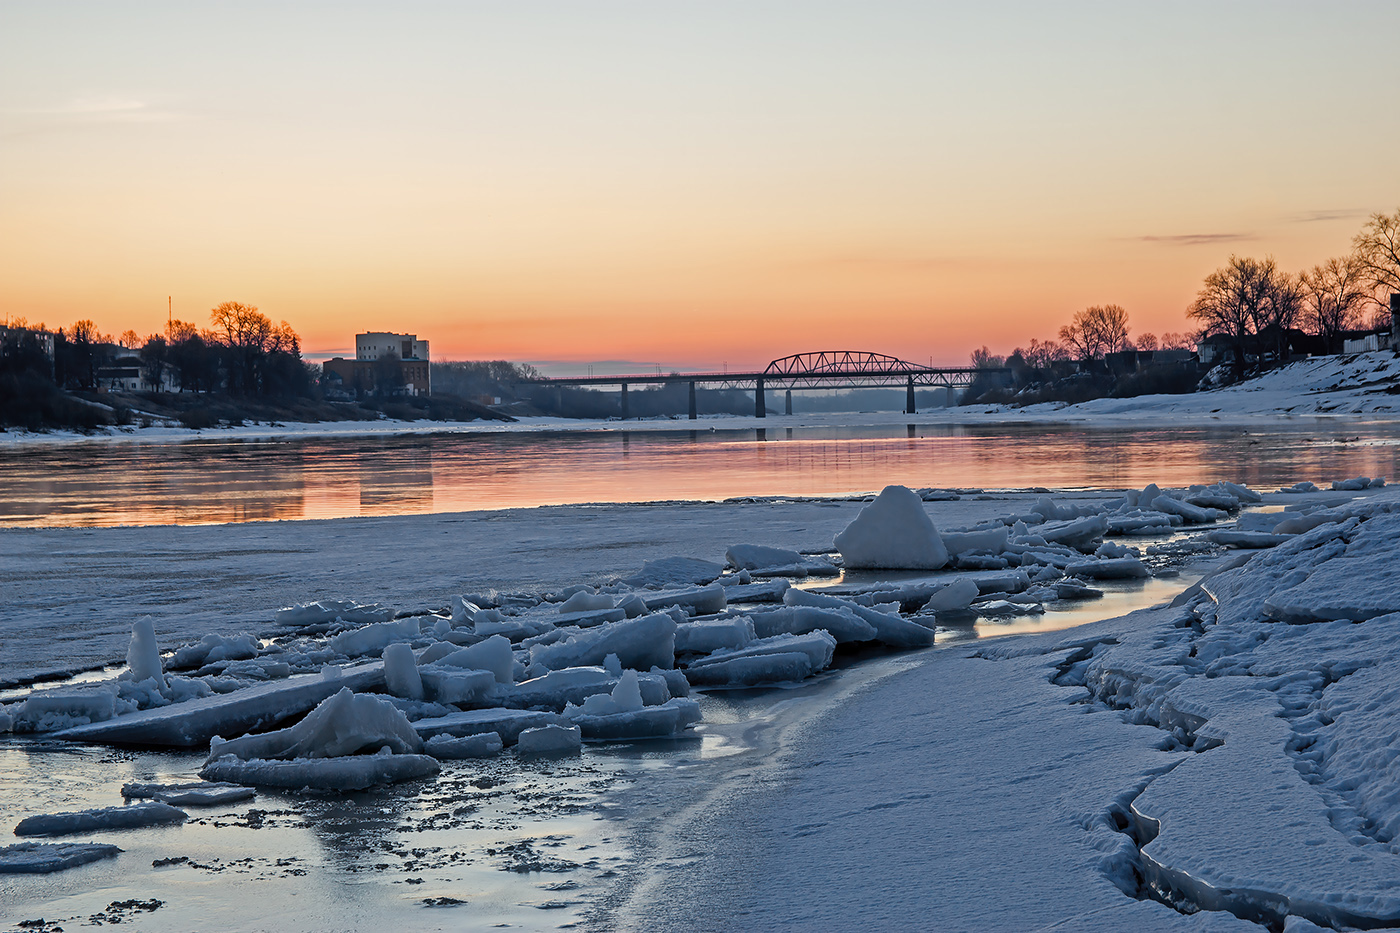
5, 351, 1400, 450
6, 473, 1400, 931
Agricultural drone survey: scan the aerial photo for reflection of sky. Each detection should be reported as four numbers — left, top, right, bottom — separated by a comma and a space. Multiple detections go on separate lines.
3, 424, 1399, 528
2, 4, 1398, 366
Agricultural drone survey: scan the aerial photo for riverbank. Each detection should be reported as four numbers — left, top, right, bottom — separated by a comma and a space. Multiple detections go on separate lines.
5, 482, 1400, 931
4, 352, 1400, 448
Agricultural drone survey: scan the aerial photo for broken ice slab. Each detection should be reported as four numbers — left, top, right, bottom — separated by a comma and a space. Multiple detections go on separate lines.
14, 802, 187, 837
566, 697, 702, 741
497, 667, 672, 710
527, 613, 678, 675
685, 651, 818, 686
206, 688, 422, 763
1206, 529, 1290, 549
746, 605, 877, 644
1063, 557, 1150, 579
201, 750, 440, 791
423, 732, 504, 759
413, 707, 570, 746
516, 723, 582, 755
638, 583, 727, 615
0, 842, 123, 874
675, 617, 756, 655
274, 599, 395, 628
121, 781, 256, 806
784, 587, 937, 648
54, 662, 385, 748
718, 578, 791, 603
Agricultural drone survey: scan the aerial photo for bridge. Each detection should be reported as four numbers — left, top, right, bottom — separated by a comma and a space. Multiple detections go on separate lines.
517, 351, 1008, 419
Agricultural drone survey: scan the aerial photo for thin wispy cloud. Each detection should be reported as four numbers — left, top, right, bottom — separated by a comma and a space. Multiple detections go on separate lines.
1288, 209, 1366, 224
1137, 233, 1255, 246
2, 96, 188, 135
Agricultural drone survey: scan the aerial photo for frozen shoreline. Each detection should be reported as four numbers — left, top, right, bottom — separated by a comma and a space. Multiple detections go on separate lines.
5, 351, 1400, 449
7, 480, 1400, 931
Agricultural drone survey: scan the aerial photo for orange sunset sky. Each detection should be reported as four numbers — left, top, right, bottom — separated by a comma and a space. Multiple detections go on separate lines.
2, 2, 1398, 374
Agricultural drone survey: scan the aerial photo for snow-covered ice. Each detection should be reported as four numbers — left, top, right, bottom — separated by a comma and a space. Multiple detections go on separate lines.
834, 484, 949, 570
14, 802, 187, 836
0, 842, 123, 874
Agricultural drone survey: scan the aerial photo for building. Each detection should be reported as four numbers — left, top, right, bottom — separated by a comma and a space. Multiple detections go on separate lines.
356, 332, 430, 364
324, 331, 432, 397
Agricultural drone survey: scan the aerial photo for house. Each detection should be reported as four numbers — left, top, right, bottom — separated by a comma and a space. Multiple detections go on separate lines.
1341, 328, 1393, 354
1196, 334, 1236, 366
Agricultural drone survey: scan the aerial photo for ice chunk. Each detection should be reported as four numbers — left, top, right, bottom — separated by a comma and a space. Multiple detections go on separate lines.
382, 643, 424, 700
0, 841, 123, 874
784, 587, 936, 648
275, 599, 393, 627
1278, 481, 1320, 493
16, 687, 119, 733
516, 723, 582, 755
528, 612, 677, 674
1030, 514, 1110, 551
941, 526, 1010, 557
1206, 530, 1289, 548
15, 802, 187, 837
1151, 495, 1224, 524
686, 651, 817, 686
565, 703, 685, 740
834, 485, 948, 570
621, 556, 724, 588
557, 590, 615, 613
921, 578, 981, 612
1331, 476, 1372, 491
639, 583, 727, 615
610, 669, 644, 711
725, 544, 838, 577
721, 579, 792, 603
126, 617, 166, 688
747, 605, 877, 643
688, 631, 837, 682
424, 732, 503, 759
206, 688, 422, 763
121, 781, 255, 806
328, 618, 422, 658
202, 750, 439, 790
675, 618, 756, 654
169, 633, 259, 670
1063, 557, 1150, 579
417, 664, 496, 705
56, 662, 384, 748
439, 634, 515, 683
413, 707, 569, 745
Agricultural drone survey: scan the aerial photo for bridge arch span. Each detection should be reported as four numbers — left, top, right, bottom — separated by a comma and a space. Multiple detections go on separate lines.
764, 351, 925, 377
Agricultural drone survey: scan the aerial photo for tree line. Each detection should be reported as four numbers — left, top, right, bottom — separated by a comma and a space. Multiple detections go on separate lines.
971, 206, 1400, 375
2, 301, 313, 398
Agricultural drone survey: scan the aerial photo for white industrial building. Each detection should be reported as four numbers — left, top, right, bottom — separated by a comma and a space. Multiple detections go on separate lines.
356, 332, 430, 362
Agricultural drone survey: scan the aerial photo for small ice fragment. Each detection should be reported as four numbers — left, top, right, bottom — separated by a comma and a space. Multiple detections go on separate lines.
424, 732, 503, 759
127, 617, 166, 688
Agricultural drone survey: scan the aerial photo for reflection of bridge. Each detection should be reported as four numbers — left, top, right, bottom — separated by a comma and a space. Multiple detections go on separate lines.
518, 351, 1009, 419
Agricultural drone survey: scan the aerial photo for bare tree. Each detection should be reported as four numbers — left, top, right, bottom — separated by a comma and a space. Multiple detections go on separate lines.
1352, 207, 1400, 304
970, 346, 1004, 369
1187, 256, 1287, 372
1059, 305, 1130, 362
1135, 333, 1159, 352
1159, 331, 1194, 351
1300, 256, 1368, 352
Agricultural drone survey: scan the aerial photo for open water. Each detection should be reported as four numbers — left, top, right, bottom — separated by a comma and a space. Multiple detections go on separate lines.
4, 420, 1400, 526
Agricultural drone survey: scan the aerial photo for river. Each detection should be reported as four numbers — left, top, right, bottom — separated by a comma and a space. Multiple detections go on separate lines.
3, 419, 1399, 527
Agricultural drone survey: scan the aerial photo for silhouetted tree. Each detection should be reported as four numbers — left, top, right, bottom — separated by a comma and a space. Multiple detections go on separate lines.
1352, 207, 1400, 305
1188, 256, 1292, 373
1300, 257, 1369, 352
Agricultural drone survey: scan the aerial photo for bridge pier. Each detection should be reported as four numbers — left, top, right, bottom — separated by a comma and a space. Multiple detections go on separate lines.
688, 381, 697, 420
755, 377, 766, 418
785, 389, 792, 416
620, 383, 629, 420
906, 375, 916, 414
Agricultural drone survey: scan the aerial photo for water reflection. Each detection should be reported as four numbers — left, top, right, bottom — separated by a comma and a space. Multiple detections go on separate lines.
3, 422, 1400, 528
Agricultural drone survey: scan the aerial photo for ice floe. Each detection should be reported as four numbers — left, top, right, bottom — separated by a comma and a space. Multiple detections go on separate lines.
0, 842, 123, 874
14, 802, 188, 837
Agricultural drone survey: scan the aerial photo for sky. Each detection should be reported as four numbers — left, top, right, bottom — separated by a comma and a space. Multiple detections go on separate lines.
2, 2, 1398, 373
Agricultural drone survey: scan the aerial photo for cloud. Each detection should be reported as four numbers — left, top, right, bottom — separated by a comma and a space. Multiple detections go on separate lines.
1136, 233, 1254, 246
1288, 209, 1366, 224
1, 96, 187, 136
